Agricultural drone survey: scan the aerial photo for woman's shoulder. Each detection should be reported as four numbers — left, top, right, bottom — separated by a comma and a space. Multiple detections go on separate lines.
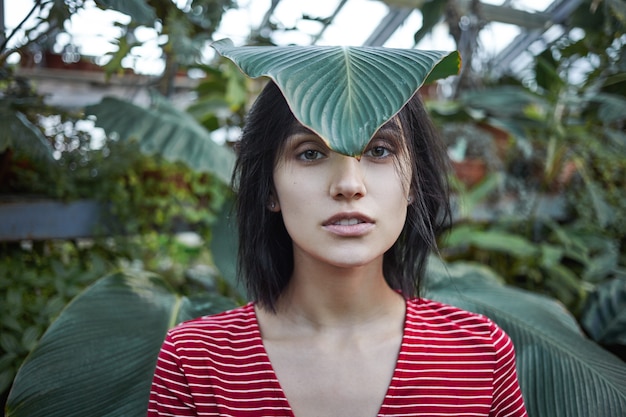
406, 298, 500, 338
166, 302, 258, 343
159, 302, 270, 374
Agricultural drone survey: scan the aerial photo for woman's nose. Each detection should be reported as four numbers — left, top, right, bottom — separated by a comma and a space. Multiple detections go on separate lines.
329, 155, 367, 200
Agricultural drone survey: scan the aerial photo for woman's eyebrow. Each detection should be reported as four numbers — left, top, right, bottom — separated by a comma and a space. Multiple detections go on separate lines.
376, 120, 402, 135
289, 124, 317, 136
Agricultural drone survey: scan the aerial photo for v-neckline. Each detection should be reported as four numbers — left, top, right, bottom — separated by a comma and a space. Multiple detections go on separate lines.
250, 300, 409, 417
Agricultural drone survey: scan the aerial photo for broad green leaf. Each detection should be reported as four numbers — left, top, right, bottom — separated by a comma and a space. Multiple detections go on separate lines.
454, 173, 500, 217
583, 241, 619, 282
412, 0, 447, 45
6, 271, 236, 417
95, 0, 156, 25
427, 261, 626, 417
539, 243, 563, 269
212, 38, 460, 156
85, 95, 235, 184
542, 263, 585, 309
460, 86, 545, 118
581, 277, 626, 346
167, 15, 212, 66
0, 370, 14, 399
535, 50, 563, 93
0, 108, 54, 162
578, 166, 615, 227
210, 195, 246, 300
594, 93, 626, 124
444, 225, 538, 259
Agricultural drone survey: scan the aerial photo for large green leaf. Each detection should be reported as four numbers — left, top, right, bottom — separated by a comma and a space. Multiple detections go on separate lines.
426, 260, 626, 417
0, 107, 54, 162
210, 195, 245, 300
412, 0, 447, 45
460, 86, 546, 118
85, 95, 235, 184
95, 0, 156, 25
581, 277, 626, 346
444, 224, 539, 258
5, 271, 236, 417
212, 39, 460, 156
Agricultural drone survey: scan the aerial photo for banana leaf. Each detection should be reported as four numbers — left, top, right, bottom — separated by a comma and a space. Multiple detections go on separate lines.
5, 271, 236, 417
212, 39, 460, 156
426, 260, 626, 417
85, 94, 235, 184
581, 276, 626, 347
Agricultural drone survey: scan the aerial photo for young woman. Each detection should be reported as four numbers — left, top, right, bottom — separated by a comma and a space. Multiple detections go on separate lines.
147, 79, 528, 417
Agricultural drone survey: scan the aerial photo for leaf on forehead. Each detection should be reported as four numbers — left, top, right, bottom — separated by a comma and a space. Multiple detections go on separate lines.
212, 39, 461, 156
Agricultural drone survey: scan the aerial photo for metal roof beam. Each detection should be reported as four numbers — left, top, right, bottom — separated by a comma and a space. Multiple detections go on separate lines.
380, 0, 553, 29
491, 0, 583, 75
363, 7, 413, 46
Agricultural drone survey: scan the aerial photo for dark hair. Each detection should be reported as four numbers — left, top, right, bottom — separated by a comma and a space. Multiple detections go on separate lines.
233, 80, 450, 311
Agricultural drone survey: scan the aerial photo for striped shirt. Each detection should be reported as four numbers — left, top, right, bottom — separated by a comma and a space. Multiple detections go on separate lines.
148, 299, 527, 417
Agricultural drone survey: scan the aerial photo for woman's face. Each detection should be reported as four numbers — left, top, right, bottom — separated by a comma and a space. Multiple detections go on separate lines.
272, 121, 412, 271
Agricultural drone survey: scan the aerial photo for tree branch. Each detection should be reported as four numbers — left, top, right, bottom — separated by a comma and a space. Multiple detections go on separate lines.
1, 0, 50, 54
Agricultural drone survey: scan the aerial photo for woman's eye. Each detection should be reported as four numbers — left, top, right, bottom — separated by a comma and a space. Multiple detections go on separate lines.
365, 146, 391, 158
298, 149, 324, 160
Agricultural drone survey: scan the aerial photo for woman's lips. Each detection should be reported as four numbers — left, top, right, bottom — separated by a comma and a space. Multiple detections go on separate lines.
322, 213, 375, 236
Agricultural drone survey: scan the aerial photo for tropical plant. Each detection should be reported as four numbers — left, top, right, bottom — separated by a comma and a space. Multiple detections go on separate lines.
212, 39, 461, 156
6, 39, 626, 417
428, 0, 626, 327
580, 275, 626, 359
5, 41, 462, 415
4, 2, 625, 415
1, 0, 238, 185
5, 258, 626, 416
5, 269, 237, 417
0, 242, 111, 407
1, 1, 242, 408
0, 177, 233, 410
427, 260, 626, 417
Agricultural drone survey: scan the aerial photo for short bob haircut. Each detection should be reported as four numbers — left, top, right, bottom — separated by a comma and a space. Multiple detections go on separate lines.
233, 80, 451, 311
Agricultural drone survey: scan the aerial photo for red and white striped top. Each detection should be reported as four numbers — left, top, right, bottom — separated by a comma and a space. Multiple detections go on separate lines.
148, 299, 527, 417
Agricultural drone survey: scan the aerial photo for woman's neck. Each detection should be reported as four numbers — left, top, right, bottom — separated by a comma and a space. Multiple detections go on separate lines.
271, 255, 403, 331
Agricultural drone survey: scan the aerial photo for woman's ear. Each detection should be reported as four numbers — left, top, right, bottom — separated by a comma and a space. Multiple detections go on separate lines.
407, 195, 414, 205
268, 198, 281, 212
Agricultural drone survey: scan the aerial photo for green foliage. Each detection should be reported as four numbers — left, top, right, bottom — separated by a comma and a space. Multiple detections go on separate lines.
427, 260, 626, 417
0, 221, 239, 410
85, 93, 236, 184
412, 0, 447, 46
2, 1, 624, 415
0, 242, 112, 402
5, 270, 236, 417
581, 276, 626, 355
212, 39, 461, 156
442, 217, 623, 317
187, 59, 249, 132
98, 0, 235, 89
6, 258, 626, 416
433, 0, 626, 340
95, 0, 157, 25
1, 3, 242, 408
0, 101, 234, 408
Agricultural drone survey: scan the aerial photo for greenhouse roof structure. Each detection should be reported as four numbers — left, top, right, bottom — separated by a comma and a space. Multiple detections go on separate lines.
215, 0, 584, 78
2, 0, 587, 79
